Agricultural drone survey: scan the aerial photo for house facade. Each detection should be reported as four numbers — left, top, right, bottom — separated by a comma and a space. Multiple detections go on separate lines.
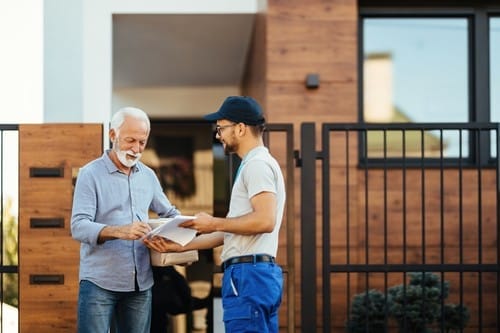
3, 0, 499, 332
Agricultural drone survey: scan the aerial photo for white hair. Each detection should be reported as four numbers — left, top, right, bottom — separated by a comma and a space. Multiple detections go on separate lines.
110, 107, 151, 133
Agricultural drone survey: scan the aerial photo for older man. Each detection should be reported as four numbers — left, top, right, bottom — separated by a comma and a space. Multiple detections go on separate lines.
71, 107, 180, 333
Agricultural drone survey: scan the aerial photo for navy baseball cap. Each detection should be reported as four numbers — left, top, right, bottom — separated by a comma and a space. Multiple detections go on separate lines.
204, 96, 265, 126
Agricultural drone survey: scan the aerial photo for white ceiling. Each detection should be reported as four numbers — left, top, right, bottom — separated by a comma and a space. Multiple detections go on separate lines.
112, 14, 256, 88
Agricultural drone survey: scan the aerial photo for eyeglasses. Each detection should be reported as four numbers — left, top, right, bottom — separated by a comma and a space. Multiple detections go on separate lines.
215, 123, 238, 136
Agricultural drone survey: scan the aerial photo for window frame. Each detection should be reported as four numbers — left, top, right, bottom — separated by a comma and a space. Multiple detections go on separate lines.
359, 3, 500, 167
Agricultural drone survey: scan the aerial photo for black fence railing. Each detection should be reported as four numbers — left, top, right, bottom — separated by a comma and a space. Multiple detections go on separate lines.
300, 122, 500, 333
0, 124, 19, 333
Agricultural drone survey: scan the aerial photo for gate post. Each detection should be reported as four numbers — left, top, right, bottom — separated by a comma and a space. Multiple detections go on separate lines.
300, 123, 317, 330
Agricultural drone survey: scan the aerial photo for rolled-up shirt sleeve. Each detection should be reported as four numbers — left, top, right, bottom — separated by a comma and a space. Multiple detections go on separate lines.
71, 166, 107, 246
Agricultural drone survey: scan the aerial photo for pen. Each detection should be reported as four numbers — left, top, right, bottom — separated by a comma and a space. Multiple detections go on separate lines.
136, 213, 153, 239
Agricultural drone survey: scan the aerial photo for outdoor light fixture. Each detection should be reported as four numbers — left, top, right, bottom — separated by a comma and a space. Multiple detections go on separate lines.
305, 73, 320, 89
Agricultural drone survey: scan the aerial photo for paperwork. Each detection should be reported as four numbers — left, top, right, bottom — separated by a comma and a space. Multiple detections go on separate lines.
145, 215, 197, 246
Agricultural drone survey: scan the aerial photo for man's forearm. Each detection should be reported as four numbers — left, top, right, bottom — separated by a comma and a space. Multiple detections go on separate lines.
182, 232, 224, 251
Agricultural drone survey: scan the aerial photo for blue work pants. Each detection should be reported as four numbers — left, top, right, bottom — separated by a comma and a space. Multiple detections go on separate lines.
222, 262, 283, 333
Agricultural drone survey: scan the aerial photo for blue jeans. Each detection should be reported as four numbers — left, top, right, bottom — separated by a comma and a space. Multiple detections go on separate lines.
77, 280, 152, 333
222, 262, 283, 333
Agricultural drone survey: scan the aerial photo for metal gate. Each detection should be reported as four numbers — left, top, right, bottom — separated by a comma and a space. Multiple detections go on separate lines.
0, 124, 19, 333
300, 122, 500, 332
265, 124, 296, 333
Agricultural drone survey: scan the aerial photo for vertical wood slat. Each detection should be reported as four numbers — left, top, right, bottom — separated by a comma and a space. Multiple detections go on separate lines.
19, 124, 102, 333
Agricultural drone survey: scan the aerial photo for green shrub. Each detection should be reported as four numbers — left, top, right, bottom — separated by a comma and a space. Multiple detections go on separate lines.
346, 289, 387, 333
346, 273, 470, 333
388, 273, 448, 333
442, 303, 470, 332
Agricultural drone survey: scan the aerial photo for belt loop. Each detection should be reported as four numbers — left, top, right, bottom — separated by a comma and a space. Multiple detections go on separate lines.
252, 254, 256, 264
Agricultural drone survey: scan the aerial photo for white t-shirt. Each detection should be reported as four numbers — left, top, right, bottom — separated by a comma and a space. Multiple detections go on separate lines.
220, 146, 286, 262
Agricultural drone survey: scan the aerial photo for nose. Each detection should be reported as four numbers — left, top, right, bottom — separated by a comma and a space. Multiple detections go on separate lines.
130, 142, 142, 153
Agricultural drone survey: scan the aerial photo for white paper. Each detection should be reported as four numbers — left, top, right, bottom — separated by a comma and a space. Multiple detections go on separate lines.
145, 215, 197, 246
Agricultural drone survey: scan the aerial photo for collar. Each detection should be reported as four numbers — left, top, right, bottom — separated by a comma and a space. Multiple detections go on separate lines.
103, 149, 140, 174
241, 146, 267, 164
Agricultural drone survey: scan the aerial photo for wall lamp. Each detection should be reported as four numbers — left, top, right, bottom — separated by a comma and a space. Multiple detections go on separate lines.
305, 73, 320, 89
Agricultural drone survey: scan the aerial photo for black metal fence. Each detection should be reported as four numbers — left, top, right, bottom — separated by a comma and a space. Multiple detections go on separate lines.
0, 124, 19, 333
2, 122, 499, 332
300, 122, 500, 332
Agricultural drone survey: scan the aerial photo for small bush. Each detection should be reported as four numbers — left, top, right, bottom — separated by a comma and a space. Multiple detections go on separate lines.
346, 273, 469, 333
346, 289, 387, 333
442, 303, 470, 332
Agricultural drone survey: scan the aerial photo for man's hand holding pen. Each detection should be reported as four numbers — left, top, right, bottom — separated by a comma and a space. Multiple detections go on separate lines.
97, 220, 151, 243
125, 221, 152, 240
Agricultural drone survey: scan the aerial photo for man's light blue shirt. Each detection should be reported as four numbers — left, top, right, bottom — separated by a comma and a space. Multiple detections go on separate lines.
71, 150, 180, 292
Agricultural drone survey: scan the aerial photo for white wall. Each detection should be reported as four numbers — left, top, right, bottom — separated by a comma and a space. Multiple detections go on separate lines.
44, 0, 83, 123
0, 0, 43, 124
112, 86, 240, 119
84, 0, 263, 125
44, 0, 264, 145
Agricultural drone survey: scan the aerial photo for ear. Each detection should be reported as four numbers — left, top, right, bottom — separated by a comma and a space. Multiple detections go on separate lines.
236, 123, 247, 137
109, 128, 117, 142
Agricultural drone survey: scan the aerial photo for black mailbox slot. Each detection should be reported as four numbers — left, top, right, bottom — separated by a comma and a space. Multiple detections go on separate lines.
30, 218, 64, 228
30, 167, 64, 178
30, 274, 64, 285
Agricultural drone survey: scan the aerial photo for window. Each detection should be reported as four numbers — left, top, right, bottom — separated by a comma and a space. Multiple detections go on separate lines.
360, 3, 500, 162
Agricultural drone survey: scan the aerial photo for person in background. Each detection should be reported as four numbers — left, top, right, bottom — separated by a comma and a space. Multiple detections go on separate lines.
71, 106, 180, 333
144, 96, 286, 333
151, 265, 212, 333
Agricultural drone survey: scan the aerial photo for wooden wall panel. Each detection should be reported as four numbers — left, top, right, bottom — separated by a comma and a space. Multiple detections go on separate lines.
267, 0, 358, 83
340, 167, 498, 332
19, 124, 103, 333
242, 12, 267, 105
20, 301, 79, 332
265, 0, 359, 140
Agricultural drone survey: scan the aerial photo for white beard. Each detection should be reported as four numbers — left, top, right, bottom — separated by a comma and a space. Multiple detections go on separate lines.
115, 149, 141, 167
